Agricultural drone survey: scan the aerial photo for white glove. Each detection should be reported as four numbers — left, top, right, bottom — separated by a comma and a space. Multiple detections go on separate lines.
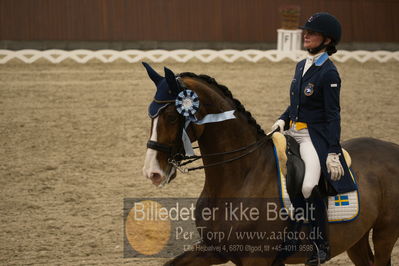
271, 119, 285, 133
326, 153, 344, 181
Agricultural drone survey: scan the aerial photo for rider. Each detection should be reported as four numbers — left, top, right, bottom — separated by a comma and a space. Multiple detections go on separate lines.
271, 12, 356, 265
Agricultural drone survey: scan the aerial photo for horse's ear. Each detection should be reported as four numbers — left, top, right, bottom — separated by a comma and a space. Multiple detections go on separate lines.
142, 62, 163, 85
164, 67, 179, 94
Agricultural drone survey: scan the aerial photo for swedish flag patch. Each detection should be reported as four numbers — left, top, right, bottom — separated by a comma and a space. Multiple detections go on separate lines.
335, 195, 350, 206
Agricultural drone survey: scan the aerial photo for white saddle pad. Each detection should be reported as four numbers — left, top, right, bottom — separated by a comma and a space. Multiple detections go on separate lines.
274, 146, 360, 223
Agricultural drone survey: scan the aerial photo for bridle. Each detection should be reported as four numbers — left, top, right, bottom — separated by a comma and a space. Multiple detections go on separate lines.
146, 118, 270, 173
146, 75, 271, 174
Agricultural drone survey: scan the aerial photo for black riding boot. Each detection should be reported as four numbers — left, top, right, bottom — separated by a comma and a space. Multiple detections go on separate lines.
272, 196, 306, 265
305, 186, 330, 265
273, 218, 304, 265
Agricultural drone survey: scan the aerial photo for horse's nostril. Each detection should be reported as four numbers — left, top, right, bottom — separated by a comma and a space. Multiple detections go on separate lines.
150, 172, 163, 186
150, 172, 160, 179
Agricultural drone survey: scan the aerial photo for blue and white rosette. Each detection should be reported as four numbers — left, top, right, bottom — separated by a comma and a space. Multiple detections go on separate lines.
175, 89, 236, 157
175, 90, 200, 121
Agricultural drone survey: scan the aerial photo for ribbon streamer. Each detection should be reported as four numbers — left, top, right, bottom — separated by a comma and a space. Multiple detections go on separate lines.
182, 120, 195, 156
195, 110, 236, 125
181, 110, 236, 156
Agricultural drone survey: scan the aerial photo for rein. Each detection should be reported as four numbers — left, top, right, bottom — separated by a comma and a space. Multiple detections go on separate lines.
149, 135, 269, 173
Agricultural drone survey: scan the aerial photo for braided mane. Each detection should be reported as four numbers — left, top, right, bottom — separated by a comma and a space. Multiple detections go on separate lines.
179, 72, 266, 137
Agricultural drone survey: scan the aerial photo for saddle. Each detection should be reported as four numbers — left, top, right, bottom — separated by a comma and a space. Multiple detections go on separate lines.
272, 132, 352, 200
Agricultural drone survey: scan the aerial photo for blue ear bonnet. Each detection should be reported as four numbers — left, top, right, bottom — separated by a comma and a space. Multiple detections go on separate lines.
142, 62, 181, 118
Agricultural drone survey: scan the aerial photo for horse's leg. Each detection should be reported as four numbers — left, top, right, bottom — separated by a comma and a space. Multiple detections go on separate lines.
371, 224, 398, 266
163, 242, 229, 266
346, 229, 374, 266
239, 257, 276, 266
164, 251, 228, 266
164, 253, 228, 266
165, 254, 278, 266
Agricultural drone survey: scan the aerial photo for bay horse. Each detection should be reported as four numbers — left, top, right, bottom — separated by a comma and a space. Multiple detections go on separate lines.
142, 70, 399, 266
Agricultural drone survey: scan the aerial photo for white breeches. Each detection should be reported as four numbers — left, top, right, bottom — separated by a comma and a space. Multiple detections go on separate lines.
285, 127, 321, 199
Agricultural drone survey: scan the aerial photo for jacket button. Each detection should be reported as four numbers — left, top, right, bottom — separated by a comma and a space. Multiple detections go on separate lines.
291, 92, 294, 95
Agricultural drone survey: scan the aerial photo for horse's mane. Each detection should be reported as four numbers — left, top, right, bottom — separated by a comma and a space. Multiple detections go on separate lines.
179, 72, 266, 137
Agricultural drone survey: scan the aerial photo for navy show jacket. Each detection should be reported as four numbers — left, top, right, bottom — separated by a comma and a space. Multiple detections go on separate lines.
280, 53, 357, 194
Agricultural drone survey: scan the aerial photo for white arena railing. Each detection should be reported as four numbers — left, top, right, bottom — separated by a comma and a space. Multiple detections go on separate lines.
0, 49, 398, 64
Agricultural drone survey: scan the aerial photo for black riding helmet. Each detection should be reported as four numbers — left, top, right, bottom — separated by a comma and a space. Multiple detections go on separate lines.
300, 12, 341, 55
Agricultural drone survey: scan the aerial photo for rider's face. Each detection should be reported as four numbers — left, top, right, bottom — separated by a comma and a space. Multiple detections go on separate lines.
303, 30, 331, 49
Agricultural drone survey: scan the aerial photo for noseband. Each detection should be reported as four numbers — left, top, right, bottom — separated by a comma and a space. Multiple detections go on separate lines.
147, 140, 172, 154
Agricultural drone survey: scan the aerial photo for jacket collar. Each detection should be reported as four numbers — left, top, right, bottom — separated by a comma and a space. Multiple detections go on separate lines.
301, 52, 329, 82
314, 52, 329, 66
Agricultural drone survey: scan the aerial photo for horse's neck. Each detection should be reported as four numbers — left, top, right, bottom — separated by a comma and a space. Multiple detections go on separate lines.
197, 118, 278, 198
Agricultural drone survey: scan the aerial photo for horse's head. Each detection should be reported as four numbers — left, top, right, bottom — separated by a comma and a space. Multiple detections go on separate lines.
142, 63, 245, 187
142, 63, 206, 187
